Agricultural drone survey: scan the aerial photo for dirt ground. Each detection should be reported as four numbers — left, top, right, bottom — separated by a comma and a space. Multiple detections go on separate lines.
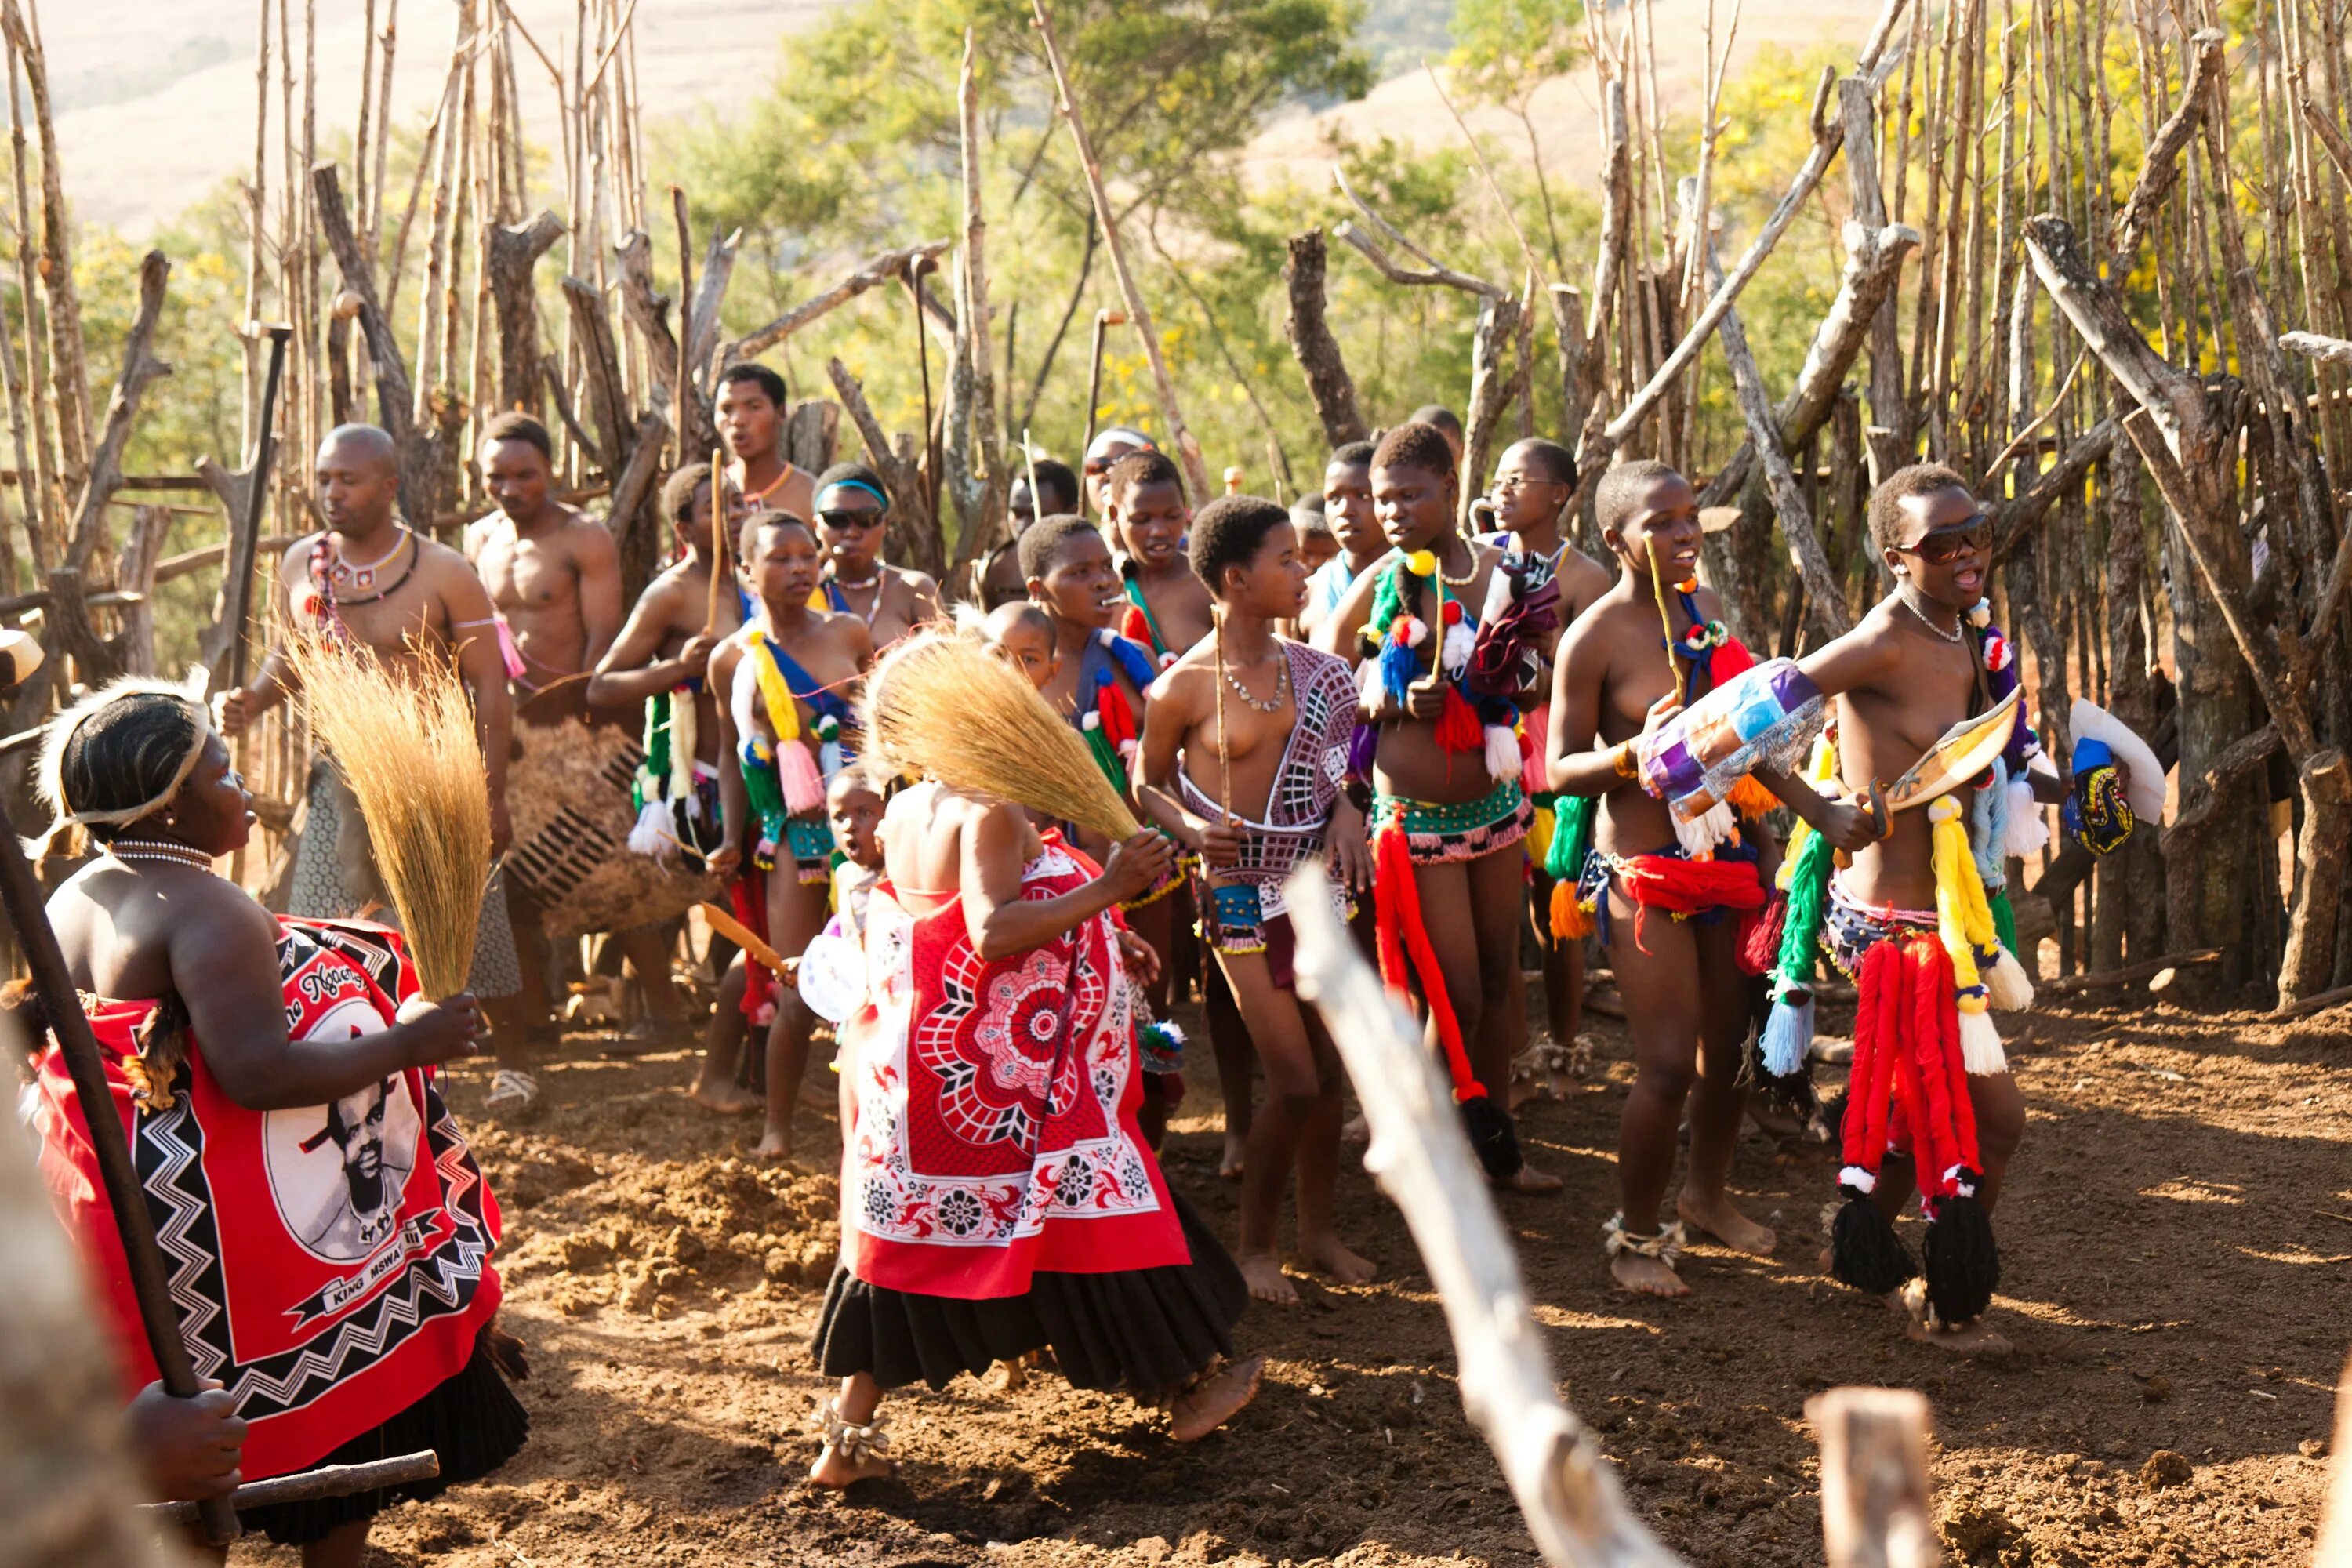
238, 977, 2352, 1568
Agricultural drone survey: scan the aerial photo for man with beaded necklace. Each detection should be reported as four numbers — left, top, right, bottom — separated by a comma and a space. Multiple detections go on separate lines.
220, 424, 539, 1113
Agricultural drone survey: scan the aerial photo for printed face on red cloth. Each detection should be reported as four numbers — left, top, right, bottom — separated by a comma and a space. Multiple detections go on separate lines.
837, 838, 1189, 1301
29, 919, 503, 1482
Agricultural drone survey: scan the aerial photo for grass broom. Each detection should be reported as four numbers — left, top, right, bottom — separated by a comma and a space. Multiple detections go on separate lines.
863, 632, 1142, 844
288, 633, 492, 1000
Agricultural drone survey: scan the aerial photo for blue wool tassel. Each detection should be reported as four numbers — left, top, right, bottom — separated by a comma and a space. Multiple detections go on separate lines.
1377, 637, 1420, 708
1972, 757, 2009, 891
1759, 989, 1814, 1078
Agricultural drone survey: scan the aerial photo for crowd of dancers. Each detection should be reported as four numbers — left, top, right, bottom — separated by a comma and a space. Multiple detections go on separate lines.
5, 357, 2158, 1557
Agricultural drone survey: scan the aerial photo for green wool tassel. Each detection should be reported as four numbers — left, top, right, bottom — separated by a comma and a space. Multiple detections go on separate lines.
1084, 724, 1131, 800
635, 691, 673, 811
743, 748, 789, 833
1545, 793, 1595, 883
1773, 822, 1836, 989
1362, 561, 1408, 651
1988, 887, 2018, 958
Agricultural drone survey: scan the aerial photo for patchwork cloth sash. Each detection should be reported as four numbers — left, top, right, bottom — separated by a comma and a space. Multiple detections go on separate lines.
839, 840, 1185, 1301
30, 918, 503, 1481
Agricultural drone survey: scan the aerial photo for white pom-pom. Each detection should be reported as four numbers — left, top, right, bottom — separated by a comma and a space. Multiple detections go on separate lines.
1671, 799, 1735, 856
1986, 944, 2034, 1012
1401, 615, 1428, 648
1958, 1009, 2008, 1075
1442, 621, 1475, 675
1356, 659, 1384, 702
1760, 993, 1814, 1077
628, 800, 675, 863
2004, 775, 2048, 859
1483, 724, 1521, 781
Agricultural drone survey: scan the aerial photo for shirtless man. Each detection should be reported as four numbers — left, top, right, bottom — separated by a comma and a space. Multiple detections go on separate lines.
1544, 459, 1791, 1294
975, 459, 1079, 611
465, 412, 622, 724
220, 424, 535, 1110
1772, 463, 2055, 1355
1106, 449, 1214, 666
1317, 422, 1558, 1194
1480, 437, 1614, 1078
589, 462, 753, 1107
1298, 441, 1382, 638
716, 363, 815, 523
1137, 495, 1375, 1303
711, 512, 874, 1160
808, 461, 943, 645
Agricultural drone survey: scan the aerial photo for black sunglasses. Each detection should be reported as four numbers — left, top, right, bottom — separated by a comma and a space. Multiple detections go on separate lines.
818, 508, 885, 530
1901, 514, 1991, 564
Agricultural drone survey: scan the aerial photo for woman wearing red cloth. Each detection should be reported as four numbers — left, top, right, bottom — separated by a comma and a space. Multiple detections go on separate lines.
805, 647, 1261, 1488
16, 680, 524, 1563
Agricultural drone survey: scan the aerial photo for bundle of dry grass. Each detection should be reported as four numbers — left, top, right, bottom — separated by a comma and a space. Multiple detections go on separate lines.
288, 634, 491, 999
865, 632, 1142, 842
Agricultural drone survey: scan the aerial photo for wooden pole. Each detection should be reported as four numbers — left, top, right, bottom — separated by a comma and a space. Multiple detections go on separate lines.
1029, 0, 1213, 502
704, 445, 725, 636
1080, 307, 1124, 516
225, 324, 294, 695
0, 814, 242, 1546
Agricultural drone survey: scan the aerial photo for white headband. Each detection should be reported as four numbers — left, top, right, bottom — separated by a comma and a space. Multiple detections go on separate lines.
35, 675, 213, 829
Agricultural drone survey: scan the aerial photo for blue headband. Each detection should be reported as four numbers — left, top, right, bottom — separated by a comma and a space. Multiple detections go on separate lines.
816, 478, 890, 512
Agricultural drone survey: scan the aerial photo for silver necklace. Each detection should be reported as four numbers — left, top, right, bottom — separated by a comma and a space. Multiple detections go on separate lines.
1896, 586, 1965, 643
107, 837, 216, 871
1219, 638, 1290, 714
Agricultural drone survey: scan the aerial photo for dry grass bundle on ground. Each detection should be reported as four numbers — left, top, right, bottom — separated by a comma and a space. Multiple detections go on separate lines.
864, 632, 1142, 843
288, 633, 491, 998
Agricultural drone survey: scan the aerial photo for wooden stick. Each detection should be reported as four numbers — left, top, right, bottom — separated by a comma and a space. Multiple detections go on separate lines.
224, 324, 294, 695
1029, 0, 1212, 503
142, 1450, 441, 1526
1080, 307, 1125, 514
0, 815, 243, 1546
699, 901, 794, 978
1809, 1388, 1939, 1568
704, 445, 724, 636
2317, 1352, 2352, 1568
1646, 547, 1685, 705
1283, 862, 1684, 1568
2037, 946, 2222, 994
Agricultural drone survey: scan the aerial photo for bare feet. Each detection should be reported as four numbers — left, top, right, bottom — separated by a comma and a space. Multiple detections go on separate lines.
751, 1127, 793, 1161
1301, 1233, 1377, 1287
1491, 1163, 1565, 1195
1610, 1250, 1690, 1298
1171, 1355, 1265, 1442
689, 1078, 762, 1116
1675, 1192, 1777, 1256
1240, 1252, 1297, 1306
1219, 1132, 1247, 1181
808, 1443, 893, 1487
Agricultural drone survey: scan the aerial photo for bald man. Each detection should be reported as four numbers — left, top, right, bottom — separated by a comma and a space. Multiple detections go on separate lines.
220, 424, 540, 1113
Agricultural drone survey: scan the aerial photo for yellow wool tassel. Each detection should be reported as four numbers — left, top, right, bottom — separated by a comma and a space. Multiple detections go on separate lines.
1777, 818, 1814, 891
1929, 795, 2009, 1074
748, 631, 804, 745
1527, 802, 1555, 868
1776, 732, 1840, 891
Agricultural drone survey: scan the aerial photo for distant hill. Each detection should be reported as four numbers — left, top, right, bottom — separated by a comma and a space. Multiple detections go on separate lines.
55, 0, 1889, 238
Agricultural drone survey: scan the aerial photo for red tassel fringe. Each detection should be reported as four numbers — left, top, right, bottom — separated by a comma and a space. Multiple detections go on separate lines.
1433, 686, 1483, 752
1372, 820, 1485, 1102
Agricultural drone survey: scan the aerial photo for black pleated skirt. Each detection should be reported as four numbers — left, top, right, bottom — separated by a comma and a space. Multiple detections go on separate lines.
810, 1188, 1247, 1396
240, 1324, 531, 1546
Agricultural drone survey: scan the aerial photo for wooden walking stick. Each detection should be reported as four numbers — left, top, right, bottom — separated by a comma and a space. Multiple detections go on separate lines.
223, 321, 296, 696
906, 255, 940, 524
0, 824, 245, 1547
1080, 307, 1126, 515
704, 446, 728, 637
1646, 546, 1686, 707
